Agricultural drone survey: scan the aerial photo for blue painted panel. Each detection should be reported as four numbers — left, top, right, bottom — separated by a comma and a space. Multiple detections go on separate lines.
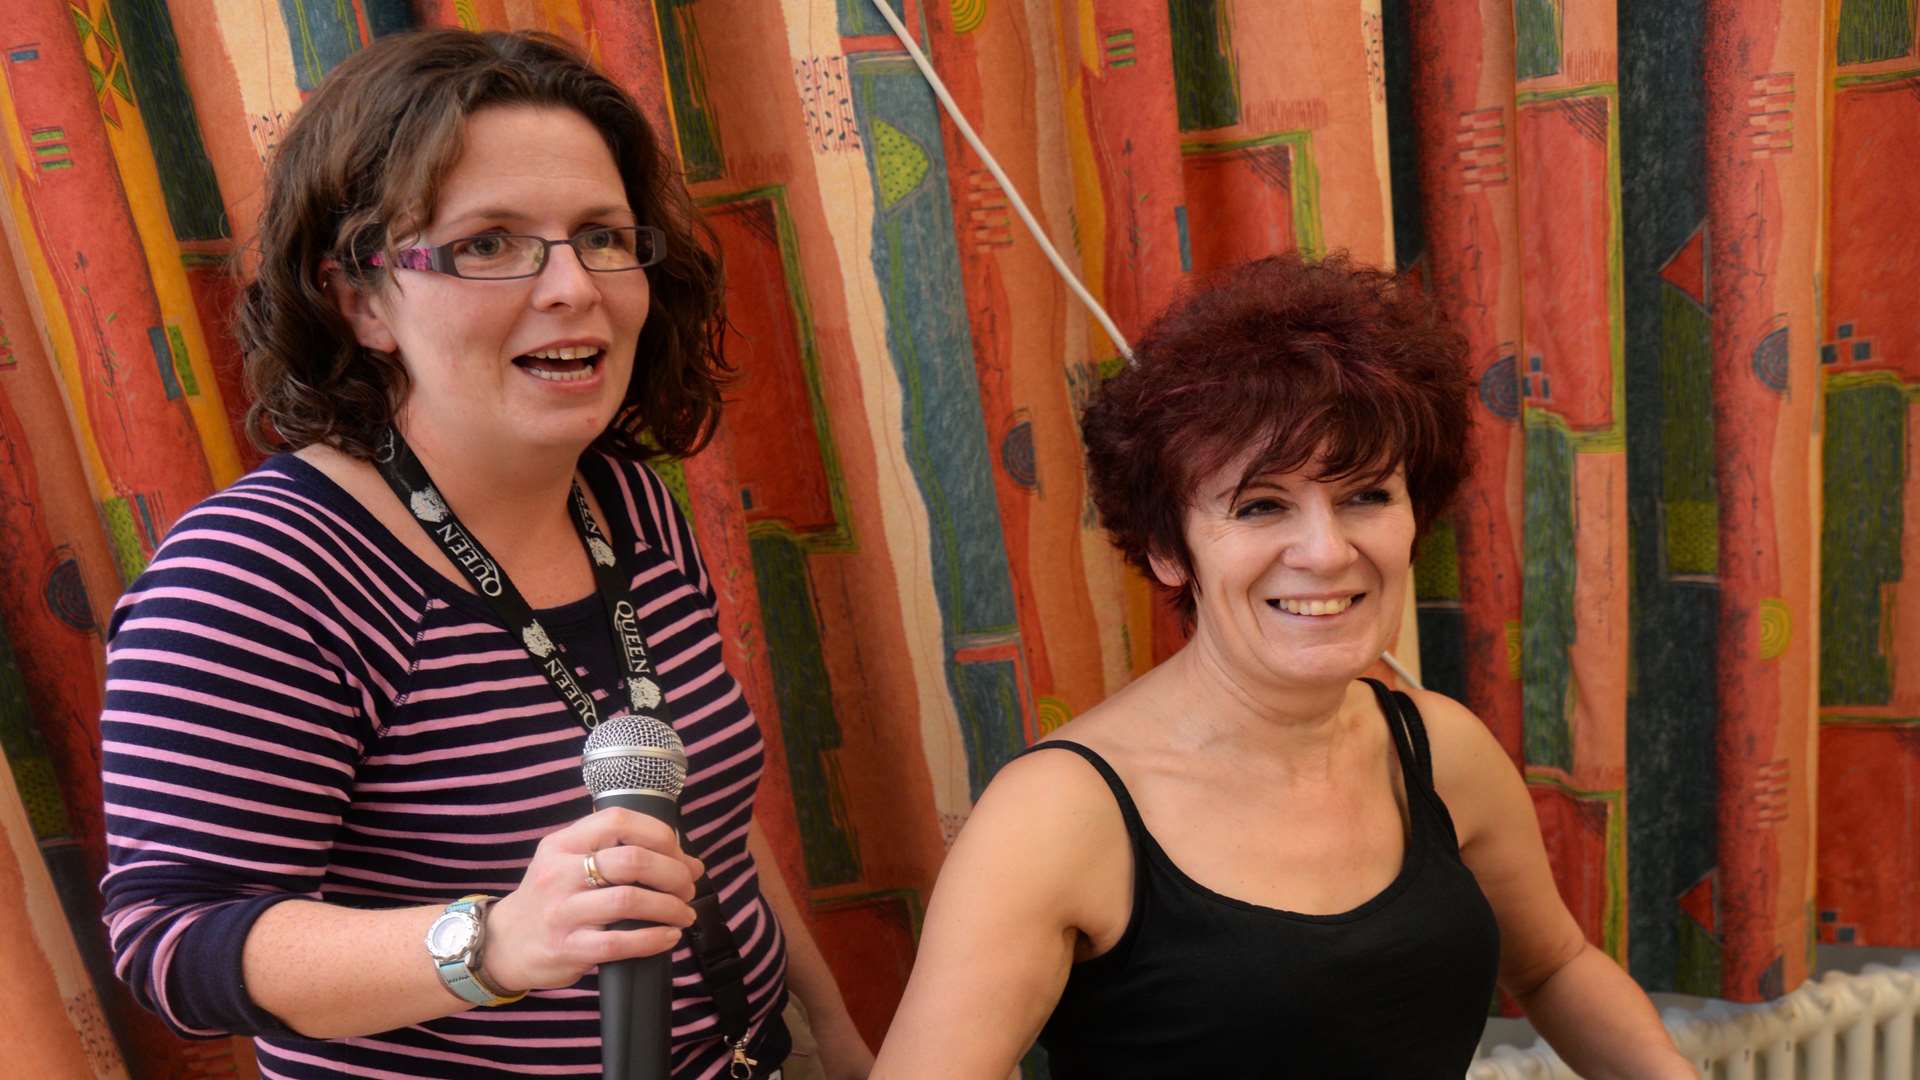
366, 0, 413, 37
278, 0, 359, 91
950, 658, 1026, 801
849, 53, 1029, 799
839, 0, 906, 37
848, 55, 1019, 639
147, 326, 181, 399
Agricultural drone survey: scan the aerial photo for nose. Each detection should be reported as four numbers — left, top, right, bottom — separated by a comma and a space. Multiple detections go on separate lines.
528, 241, 601, 311
1282, 498, 1358, 575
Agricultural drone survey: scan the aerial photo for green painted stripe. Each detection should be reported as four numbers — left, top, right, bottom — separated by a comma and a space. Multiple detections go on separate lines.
1825, 368, 1920, 396
1836, 0, 1916, 66
749, 532, 862, 887
1522, 405, 1628, 451
1522, 774, 1627, 958
167, 325, 200, 397
1182, 130, 1306, 154
1413, 518, 1461, 600
656, 0, 725, 181
645, 457, 692, 520
1515, 0, 1563, 81
1169, 0, 1239, 131
1515, 82, 1619, 104
100, 497, 151, 584
1821, 381, 1906, 706
1834, 67, 1920, 87
1177, 131, 1323, 258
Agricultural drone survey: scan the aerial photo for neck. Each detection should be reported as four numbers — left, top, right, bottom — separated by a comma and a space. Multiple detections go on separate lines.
1147, 625, 1359, 755
396, 418, 582, 550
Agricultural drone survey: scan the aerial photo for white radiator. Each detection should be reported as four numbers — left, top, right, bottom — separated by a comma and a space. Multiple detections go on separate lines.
1468, 958, 1920, 1079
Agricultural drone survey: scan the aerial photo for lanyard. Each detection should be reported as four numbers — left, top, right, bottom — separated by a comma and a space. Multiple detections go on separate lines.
374, 429, 670, 732
373, 430, 770, 1068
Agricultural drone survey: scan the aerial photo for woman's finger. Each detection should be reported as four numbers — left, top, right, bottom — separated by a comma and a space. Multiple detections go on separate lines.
572, 881, 698, 928
584, 844, 699, 902
575, 806, 684, 855
568, 925, 688, 967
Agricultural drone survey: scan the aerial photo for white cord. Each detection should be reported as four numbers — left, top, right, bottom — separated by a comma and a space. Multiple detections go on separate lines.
862, 0, 1133, 363
1378, 648, 1422, 690
863, 0, 1421, 690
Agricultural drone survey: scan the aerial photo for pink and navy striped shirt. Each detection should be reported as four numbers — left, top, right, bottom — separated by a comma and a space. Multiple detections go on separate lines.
100, 453, 788, 1078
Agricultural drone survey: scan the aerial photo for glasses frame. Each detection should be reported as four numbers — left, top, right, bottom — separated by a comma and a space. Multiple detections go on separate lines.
367, 224, 667, 281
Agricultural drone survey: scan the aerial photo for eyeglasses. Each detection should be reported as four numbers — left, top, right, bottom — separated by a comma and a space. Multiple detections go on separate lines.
366, 225, 666, 280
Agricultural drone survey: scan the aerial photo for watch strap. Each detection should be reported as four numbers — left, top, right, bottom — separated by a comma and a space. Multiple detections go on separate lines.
432, 895, 527, 1007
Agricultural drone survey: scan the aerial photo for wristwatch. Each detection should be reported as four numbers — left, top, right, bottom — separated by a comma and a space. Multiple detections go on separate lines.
425, 894, 527, 1007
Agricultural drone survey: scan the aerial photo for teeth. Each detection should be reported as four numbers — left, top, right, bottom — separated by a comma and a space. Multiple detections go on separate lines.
523, 365, 595, 382
1273, 596, 1356, 617
525, 345, 601, 361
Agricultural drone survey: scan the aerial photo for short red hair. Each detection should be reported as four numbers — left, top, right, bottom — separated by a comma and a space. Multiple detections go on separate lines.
1081, 253, 1475, 621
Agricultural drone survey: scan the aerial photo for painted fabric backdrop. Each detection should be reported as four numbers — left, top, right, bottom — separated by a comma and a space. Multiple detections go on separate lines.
0, 0, 1913, 1073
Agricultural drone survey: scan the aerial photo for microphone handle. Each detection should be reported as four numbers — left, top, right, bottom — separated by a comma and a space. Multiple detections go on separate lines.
591, 791, 681, 1080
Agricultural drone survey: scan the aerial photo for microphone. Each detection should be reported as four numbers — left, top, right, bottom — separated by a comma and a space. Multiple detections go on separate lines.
582, 714, 689, 1080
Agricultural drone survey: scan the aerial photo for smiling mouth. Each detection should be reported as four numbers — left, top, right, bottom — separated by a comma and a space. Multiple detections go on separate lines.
1268, 594, 1365, 617
514, 345, 604, 383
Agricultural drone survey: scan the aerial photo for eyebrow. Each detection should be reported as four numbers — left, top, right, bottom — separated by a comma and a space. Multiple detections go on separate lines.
1224, 475, 1291, 503
1225, 469, 1396, 505
436, 204, 636, 231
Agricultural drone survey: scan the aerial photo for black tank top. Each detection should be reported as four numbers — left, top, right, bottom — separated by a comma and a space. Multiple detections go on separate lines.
1027, 679, 1500, 1078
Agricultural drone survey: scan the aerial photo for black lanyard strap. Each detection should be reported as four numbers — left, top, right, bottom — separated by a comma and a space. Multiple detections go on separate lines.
571, 483, 672, 720
372, 430, 767, 1057
375, 428, 633, 730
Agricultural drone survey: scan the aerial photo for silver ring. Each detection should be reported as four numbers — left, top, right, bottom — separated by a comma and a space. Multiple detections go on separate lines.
584, 851, 611, 889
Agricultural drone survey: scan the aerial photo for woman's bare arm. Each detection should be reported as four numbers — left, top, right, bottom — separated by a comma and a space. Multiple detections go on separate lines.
872, 750, 1129, 1079
1416, 690, 1693, 1080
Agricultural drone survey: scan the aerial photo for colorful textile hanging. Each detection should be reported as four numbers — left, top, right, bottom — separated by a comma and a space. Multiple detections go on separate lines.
0, 0, 1913, 1068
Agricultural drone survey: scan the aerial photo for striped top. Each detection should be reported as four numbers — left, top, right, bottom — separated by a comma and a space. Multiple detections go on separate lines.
100, 453, 788, 1078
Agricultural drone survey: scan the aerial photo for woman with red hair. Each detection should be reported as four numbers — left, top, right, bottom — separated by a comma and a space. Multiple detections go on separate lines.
874, 255, 1689, 1078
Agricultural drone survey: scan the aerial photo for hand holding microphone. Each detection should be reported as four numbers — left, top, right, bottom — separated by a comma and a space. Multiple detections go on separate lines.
475, 715, 697, 1080
581, 715, 692, 1080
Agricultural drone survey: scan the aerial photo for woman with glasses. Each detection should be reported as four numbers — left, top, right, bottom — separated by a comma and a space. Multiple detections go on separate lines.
97, 29, 871, 1080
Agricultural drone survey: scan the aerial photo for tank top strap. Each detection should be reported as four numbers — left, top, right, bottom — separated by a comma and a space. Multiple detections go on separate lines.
1361, 678, 1467, 852
1014, 740, 1152, 845
1393, 689, 1438, 787
1360, 678, 1429, 785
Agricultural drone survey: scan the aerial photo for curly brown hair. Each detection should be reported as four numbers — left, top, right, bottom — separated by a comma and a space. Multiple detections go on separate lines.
1081, 253, 1475, 623
237, 28, 726, 461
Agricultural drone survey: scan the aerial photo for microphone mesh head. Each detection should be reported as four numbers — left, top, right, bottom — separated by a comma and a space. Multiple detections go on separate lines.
582, 714, 687, 801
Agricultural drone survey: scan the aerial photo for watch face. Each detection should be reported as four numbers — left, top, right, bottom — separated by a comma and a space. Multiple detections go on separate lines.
427, 912, 479, 960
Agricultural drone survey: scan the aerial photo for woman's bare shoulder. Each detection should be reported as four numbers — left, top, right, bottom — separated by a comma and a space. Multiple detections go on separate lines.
1404, 687, 1507, 764
972, 732, 1123, 836
1403, 686, 1527, 841
952, 699, 1147, 869
935, 707, 1138, 954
